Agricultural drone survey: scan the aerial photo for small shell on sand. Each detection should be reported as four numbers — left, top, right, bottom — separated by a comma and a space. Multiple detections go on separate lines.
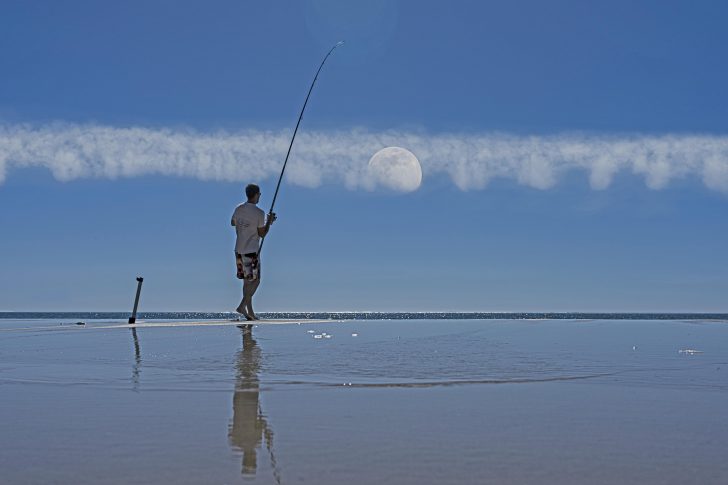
679, 349, 704, 355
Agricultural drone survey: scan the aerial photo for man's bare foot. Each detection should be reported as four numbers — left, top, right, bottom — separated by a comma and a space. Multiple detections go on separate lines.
235, 306, 254, 321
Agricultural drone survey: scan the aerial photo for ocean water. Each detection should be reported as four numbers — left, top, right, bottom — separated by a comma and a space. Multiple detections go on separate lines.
1, 314, 727, 484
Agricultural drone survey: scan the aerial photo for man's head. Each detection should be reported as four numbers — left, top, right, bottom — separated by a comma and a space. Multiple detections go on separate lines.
245, 184, 261, 203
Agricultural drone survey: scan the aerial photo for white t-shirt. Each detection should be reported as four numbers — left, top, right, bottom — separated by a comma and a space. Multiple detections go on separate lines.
232, 202, 266, 255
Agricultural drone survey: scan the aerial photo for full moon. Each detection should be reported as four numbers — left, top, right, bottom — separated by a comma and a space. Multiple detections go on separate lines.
367, 146, 422, 192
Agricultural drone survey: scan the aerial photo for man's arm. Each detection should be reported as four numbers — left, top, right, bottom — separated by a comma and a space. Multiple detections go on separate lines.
257, 212, 276, 237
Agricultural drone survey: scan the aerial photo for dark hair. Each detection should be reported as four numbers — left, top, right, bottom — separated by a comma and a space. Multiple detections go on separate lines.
245, 184, 260, 200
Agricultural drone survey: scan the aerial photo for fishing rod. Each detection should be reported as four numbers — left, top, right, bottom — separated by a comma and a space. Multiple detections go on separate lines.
257, 41, 344, 258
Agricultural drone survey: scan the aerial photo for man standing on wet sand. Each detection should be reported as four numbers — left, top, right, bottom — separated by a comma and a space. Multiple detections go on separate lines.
231, 184, 276, 320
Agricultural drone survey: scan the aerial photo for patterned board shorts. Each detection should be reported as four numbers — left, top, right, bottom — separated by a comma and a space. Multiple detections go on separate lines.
236, 252, 260, 281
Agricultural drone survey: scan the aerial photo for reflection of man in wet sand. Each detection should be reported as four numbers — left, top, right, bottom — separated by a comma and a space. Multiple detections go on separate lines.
228, 325, 279, 480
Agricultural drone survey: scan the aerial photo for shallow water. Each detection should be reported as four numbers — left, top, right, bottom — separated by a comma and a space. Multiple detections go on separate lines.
1, 318, 727, 484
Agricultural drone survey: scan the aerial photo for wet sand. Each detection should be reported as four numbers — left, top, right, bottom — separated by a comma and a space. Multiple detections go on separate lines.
2, 319, 727, 484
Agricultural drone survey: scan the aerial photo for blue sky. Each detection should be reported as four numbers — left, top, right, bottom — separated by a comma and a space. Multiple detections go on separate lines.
1, 0, 727, 312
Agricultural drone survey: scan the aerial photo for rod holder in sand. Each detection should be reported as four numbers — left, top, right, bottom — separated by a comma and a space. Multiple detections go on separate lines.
128, 277, 144, 324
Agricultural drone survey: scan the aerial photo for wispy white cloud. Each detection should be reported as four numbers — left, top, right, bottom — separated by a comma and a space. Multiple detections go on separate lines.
1, 123, 727, 193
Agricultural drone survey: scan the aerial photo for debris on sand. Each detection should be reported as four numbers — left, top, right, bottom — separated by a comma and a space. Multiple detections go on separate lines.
679, 349, 704, 355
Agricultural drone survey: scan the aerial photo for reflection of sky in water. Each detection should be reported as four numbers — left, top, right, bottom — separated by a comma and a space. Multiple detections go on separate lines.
4, 318, 725, 390
1, 319, 727, 484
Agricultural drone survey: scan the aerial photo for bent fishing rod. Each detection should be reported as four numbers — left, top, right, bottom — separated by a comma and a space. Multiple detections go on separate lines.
257, 41, 344, 258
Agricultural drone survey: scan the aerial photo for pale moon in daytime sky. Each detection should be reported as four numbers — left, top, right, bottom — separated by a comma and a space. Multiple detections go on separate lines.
367, 146, 423, 192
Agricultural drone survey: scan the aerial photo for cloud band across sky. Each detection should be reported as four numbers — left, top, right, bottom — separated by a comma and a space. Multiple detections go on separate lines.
1, 123, 727, 193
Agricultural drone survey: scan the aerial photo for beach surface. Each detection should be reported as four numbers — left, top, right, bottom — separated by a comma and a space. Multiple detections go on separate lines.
2, 317, 727, 484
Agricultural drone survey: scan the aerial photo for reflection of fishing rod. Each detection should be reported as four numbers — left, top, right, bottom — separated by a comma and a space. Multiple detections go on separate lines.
261, 404, 283, 485
258, 41, 344, 258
